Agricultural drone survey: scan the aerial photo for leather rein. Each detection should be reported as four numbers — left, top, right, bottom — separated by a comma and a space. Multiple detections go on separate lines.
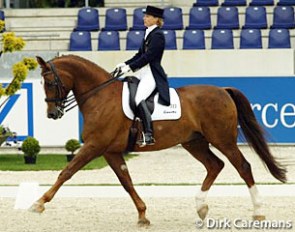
43, 61, 123, 114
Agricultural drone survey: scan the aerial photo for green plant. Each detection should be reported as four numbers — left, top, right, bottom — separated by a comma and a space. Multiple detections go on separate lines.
65, 139, 81, 155
21, 137, 41, 157
0, 125, 14, 146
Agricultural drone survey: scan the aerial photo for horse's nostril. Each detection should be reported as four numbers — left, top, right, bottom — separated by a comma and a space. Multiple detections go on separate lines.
47, 112, 56, 119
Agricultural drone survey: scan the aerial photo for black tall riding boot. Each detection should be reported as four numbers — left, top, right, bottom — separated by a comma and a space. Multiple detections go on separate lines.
137, 100, 155, 147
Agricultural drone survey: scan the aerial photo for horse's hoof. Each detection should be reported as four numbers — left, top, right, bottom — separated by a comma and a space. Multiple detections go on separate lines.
137, 218, 151, 227
253, 215, 266, 221
29, 202, 45, 213
197, 204, 209, 220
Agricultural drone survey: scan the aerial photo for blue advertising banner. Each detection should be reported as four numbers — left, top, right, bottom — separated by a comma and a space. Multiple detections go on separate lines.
0, 83, 34, 141
169, 77, 295, 144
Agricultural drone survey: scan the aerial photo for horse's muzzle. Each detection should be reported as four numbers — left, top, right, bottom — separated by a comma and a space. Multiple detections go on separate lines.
47, 107, 64, 120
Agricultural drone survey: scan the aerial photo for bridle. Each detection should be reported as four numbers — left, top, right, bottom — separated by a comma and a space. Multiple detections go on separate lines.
42, 61, 123, 115
43, 61, 68, 118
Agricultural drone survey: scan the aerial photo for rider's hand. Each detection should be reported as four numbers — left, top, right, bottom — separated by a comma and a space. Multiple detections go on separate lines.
116, 63, 126, 69
120, 65, 131, 74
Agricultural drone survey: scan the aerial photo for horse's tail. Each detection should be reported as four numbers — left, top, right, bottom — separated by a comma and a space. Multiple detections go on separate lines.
225, 87, 287, 183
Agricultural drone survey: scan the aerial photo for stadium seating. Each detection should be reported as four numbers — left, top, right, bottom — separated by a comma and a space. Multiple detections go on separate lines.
211, 29, 234, 49
183, 29, 205, 49
249, 0, 274, 6
186, 6, 212, 30
243, 6, 267, 29
193, 0, 219, 6
214, 7, 240, 29
0, 10, 4, 20
69, 31, 92, 51
130, 7, 146, 31
75, 7, 99, 31
240, 29, 262, 49
162, 7, 183, 30
102, 8, 127, 31
277, 0, 295, 5
163, 30, 177, 50
221, 0, 246, 6
270, 6, 295, 29
98, 31, 120, 51
65, 5, 295, 51
126, 30, 144, 50
268, 28, 291, 48
0, 10, 5, 32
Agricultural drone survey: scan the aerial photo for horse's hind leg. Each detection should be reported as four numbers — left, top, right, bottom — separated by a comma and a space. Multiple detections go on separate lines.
216, 143, 265, 220
104, 152, 150, 227
182, 138, 225, 220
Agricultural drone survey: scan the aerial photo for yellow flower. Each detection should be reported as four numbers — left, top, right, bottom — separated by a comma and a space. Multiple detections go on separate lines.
14, 37, 25, 51
23, 57, 38, 70
0, 20, 5, 32
2, 32, 25, 53
5, 79, 21, 96
2, 32, 15, 52
13, 62, 28, 82
0, 84, 5, 97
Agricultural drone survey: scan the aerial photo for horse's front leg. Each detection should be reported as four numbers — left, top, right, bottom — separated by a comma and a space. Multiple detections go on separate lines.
30, 143, 101, 213
104, 152, 150, 227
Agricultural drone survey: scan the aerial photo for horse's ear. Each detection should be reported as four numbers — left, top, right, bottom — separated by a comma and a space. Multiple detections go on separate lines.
36, 56, 47, 69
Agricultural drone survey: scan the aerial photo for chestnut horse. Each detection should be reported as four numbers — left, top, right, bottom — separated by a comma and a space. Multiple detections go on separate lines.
32, 55, 286, 225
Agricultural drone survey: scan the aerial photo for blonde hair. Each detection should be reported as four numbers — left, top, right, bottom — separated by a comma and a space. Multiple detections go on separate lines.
157, 18, 164, 28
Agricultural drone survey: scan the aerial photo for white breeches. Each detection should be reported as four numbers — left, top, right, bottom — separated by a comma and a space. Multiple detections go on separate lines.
134, 64, 156, 106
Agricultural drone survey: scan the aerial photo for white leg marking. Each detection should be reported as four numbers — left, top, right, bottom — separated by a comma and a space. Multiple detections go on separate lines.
249, 185, 264, 216
195, 190, 209, 211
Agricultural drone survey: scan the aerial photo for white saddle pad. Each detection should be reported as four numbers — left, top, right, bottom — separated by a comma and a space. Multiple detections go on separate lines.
122, 82, 181, 121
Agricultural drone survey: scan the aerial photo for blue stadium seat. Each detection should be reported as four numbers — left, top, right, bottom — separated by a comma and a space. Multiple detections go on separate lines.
186, 6, 212, 30
98, 31, 120, 51
271, 6, 295, 29
211, 29, 234, 49
277, 0, 295, 5
249, 0, 274, 6
243, 6, 267, 29
221, 0, 246, 6
69, 31, 92, 51
0, 10, 4, 20
268, 29, 291, 48
162, 7, 183, 30
75, 7, 99, 31
0, 10, 5, 32
240, 29, 262, 49
163, 30, 177, 50
130, 7, 146, 31
102, 8, 127, 31
193, 0, 219, 6
126, 30, 144, 50
214, 7, 240, 29
183, 29, 205, 49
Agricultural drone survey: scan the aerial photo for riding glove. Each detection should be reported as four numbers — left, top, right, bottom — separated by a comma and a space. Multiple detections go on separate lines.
120, 65, 131, 74
116, 63, 126, 69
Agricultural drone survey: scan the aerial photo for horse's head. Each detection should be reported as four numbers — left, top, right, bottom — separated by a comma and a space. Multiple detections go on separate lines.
37, 56, 73, 120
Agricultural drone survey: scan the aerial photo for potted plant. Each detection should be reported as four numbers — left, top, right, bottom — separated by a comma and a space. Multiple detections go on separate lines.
21, 136, 40, 164
65, 139, 81, 162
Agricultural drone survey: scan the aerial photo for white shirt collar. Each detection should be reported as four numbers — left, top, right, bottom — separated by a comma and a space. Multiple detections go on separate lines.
144, 25, 158, 39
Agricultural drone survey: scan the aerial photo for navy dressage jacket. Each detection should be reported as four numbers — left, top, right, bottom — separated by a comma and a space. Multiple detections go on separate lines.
125, 27, 170, 106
